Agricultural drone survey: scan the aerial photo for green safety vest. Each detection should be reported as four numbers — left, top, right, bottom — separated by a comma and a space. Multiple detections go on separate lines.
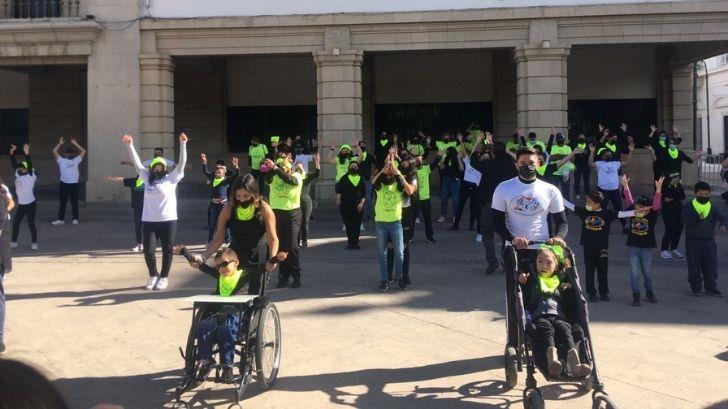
269, 172, 303, 211
436, 141, 458, 152
538, 273, 560, 294
335, 158, 350, 182
416, 166, 431, 200
212, 177, 224, 187
219, 269, 244, 297
375, 182, 403, 223
549, 145, 572, 176
249, 144, 268, 170
407, 143, 425, 156
597, 142, 617, 156
528, 140, 546, 151
506, 141, 520, 153
692, 198, 711, 219
347, 174, 361, 187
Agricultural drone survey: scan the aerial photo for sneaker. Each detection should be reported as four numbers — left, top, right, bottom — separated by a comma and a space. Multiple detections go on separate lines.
396, 279, 407, 291
546, 346, 562, 377
10, 242, 17, 249
132, 244, 143, 252
30, 243, 38, 251
276, 277, 288, 288
360, 223, 365, 231
221, 366, 235, 383
691, 289, 702, 297
660, 250, 673, 259
475, 234, 483, 243
485, 263, 499, 275
631, 293, 641, 307
600, 294, 610, 302
704, 288, 723, 297
415, 218, 420, 224
671, 249, 684, 258
351, 244, 361, 250
72, 219, 79, 225
437, 216, 446, 223
51, 220, 65, 226
0, 342, 6, 355
341, 224, 346, 232
291, 277, 301, 288
377, 281, 389, 292
154, 277, 168, 290
144, 276, 159, 290
567, 348, 592, 378
301, 241, 308, 248
575, 194, 581, 200
646, 291, 658, 303
426, 237, 436, 243
402, 276, 412, 286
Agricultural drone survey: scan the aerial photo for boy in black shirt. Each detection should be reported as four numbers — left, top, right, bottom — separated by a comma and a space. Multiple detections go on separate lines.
660, 173, 686, 259
564, 190, 635, 302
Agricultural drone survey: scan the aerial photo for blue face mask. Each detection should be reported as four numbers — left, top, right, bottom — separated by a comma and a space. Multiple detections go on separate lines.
669, 144, 677, 150
659, 135, 667, 141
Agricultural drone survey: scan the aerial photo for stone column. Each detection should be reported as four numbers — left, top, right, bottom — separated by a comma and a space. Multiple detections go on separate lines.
139, 54, 175, 160
493, 49, 517, 140
313, 49, 363, 200
671, 63, 699, 185
514, 44, 570, 140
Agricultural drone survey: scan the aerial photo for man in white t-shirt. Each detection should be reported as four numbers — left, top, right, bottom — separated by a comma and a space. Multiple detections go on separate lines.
51, 138, 86, 226
588, 140, 633, 227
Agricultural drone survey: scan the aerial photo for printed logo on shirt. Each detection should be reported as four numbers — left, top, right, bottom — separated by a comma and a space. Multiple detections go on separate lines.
584, 215, 605, 231
382, 190, 396, 210
508, 195, 543, 216
630, 217, 650, 236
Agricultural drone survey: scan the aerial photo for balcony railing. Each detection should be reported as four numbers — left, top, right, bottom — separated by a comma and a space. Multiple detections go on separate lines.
1, 0, 80, 19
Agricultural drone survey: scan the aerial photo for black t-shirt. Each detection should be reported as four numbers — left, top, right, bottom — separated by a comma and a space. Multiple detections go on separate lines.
574, 207, 617, 249
662, 183, 685, 210
661, 151, 693, 177
471, 155, 517, 203
123, 177, 144, 209
625, 208, 659, 248
335, 174, 366, 206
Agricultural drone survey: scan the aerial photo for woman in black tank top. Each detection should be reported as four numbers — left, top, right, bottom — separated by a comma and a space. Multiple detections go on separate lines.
197, 174, 283, 274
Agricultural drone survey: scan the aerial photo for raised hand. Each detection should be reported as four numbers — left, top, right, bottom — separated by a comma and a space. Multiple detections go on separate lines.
644, 144, 654, 151
200, 153, 207, 164
70, 138, 78, 144
179, 132, 188, 143
516, 127, 524, 136
620, 122, 627, 132
598, 123, 604, 133
9, 144, 16, 155
58, 137, 65, 144
121, 134, 133, 145
655, 176, 665, 192
231, 156, 239, 168
457, 133, 463, 143
672, 125, 679, 134
650, 124, 657, 133
22, 143, 30, 155
620, 174, 630, 188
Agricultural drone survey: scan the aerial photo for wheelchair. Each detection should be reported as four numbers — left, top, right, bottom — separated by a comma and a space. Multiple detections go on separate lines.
502, 241, 619, 409
173, 268, 281, 408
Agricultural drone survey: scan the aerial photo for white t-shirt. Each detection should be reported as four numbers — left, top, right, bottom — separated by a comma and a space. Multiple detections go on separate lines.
14, 171, 37, 205
1, 183, 11, 221
491, 177, 564, 242
595, 160, 621, 191
128, 143, 187, 222
56, 156, 82, 184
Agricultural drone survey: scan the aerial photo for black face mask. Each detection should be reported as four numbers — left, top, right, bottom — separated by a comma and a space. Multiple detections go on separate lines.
696, 197, 710, 204
152, 170, 166, 180
349, 168, 359, 175
383, 175, 395, 184
603, 155, 613, 162
359, 145, 366, 151
153, 153, 161, 158
556, 141, 564, 146
339, 152, 349, 160
518, 164, 537, 180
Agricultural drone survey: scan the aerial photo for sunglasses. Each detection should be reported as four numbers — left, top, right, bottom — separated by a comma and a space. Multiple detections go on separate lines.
216, 259, 235, 269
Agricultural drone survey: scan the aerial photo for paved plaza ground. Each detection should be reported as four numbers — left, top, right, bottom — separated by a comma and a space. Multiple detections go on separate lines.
3, 201, 728, 409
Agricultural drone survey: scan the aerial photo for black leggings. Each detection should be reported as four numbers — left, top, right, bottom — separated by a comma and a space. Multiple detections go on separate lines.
133, 206, 143, 244
661, 204, 683, 251
583, 246, 609, 296
274, 209, 302, 280
142, 220, 177, 278
58, 182, 79, 220
529, 315, 575, 349
340, 204, 362, 246
12, 202, 37, 243
453, 182, 481, 230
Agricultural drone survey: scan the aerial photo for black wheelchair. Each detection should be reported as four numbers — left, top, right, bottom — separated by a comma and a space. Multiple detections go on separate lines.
502, 241, 619, 409
173, 268, 281, 408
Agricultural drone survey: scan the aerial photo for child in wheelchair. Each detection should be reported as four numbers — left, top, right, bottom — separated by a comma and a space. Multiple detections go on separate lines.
518, 246, 592, 378
173, 245, 259, 383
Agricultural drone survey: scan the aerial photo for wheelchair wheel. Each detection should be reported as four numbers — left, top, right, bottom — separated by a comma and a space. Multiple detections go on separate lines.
523, 388, 545, 409
592, 393, 618, 409
504, 346, 518, 389
255, 302, 282, 390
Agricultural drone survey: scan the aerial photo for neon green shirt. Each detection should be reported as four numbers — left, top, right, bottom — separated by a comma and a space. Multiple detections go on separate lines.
219, 269, 244, 297
335, 158, 351, 182
375, 182, 403, 223
549, 145, 572, 176
269, 172, 303, 211
416, 166, 431, 200
249, 144, 268, 170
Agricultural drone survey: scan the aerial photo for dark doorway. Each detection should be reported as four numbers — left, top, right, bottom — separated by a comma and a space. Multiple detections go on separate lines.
0, 109, 28, 153
568, 99, 657, 147
375, 102, 493, 138
227, 105, 317, 153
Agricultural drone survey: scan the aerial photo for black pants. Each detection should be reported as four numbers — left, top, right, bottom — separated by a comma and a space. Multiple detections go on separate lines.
252, 170, 267, 199
529, 315, 574, 349
58, 182, 79, 221
598, 187, 625, 227
454, 183, 481, 230
686, 237, 718, 293
133, 205, 143, 244
481, 203, 503, 268
402, 206, 415, 278
583, 246, 609, 296
416, 198, 434, 241
274, 208, 302, 280
142, 220, 177, 278
340, 204, 362, 247
12, 202, 37, 243
661, 204, 683, 251
299, 194, 313, 244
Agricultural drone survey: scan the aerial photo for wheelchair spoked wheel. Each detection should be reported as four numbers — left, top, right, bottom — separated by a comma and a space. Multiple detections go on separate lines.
175, 308, 205, 402
255, 302, 282, 390
592, 392, 618, 409
523, 388, 545, 409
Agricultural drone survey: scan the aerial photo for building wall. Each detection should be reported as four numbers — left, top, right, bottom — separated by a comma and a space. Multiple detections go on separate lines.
226, 55, 316, 107
0, 69, 28, 109
698, 55, 728, 154
569, 45, 657, 100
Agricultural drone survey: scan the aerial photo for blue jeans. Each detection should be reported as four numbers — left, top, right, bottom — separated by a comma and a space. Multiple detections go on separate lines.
363, 179, 373, 222
376, 221, 404, 282
207, 202, 230, 243
197, 313, 240, 366
440, 177, 460, 217
628, 246, 654, 294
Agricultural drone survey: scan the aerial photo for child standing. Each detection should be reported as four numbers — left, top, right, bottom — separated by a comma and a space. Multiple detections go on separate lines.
660, 173, 686, 259
681, 181, 728, 297
9, 144, 38, 250
520, 246, 592, 378
622, 176, 664, 306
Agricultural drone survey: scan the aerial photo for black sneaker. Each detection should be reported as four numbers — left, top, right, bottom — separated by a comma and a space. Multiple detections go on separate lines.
485, 264, 499, 275
691, 290, 702, 297
378, 281, 389, 292
449, 225, 459, 231
588, 294, 599, 302
426, 237, 436, 243
221, 366, 234, 383
0, 342, 6, 355
396, 279, 407, 291
276, 277, 288, 288
196, 359, 215, 381
346, 245, 355, 250
301, 241, 308, 248
704, 288, 723, 297
600, 294, 610, 302
631, 293, 641, 307
468, 225, 475, 231
646, 292, 658, 303
291, 277, 301, 288
402, 276, 412, 286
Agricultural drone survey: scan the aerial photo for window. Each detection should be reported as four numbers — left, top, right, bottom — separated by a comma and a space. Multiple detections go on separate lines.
568, 99, 657, 147
375, 102, 493, 138
227, 105, 317, 153
10, 0, 62, 18
0, 109, 28, 154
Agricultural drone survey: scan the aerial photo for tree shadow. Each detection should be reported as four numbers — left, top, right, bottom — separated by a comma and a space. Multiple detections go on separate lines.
7, 285, 203, 307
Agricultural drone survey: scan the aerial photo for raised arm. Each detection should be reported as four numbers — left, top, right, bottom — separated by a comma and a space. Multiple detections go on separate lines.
70, 138, 86, 159
588, 143, 596, 168
9, 144, 18, 171
200, 153, 213, 179
52, 137, 64, 159
651, 176, 664, 211
620, 137, 635, 164
121, 134, 148, 176
167, 132, 188, 183
327, 146, 336, 165
555, 147, 583, 169
620, 175, 634, 208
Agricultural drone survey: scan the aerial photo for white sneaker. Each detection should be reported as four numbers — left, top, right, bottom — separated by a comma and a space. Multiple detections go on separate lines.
341, 224, 346, 232
51, 220, 64, 226
475, 234, 483, 243
576, 194, 581, 200
30, 243, 38, 251
144, 276, 159, 290
437, 216, 446, 223
132, 244, 143, 252
671, 249, 684, 258
360, 223, 365, 231
415, 218, 421, 224
154, 277, 169, 290
72, 219, 79, 225
10, 242, 17, 249
660, 250, 673, 259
